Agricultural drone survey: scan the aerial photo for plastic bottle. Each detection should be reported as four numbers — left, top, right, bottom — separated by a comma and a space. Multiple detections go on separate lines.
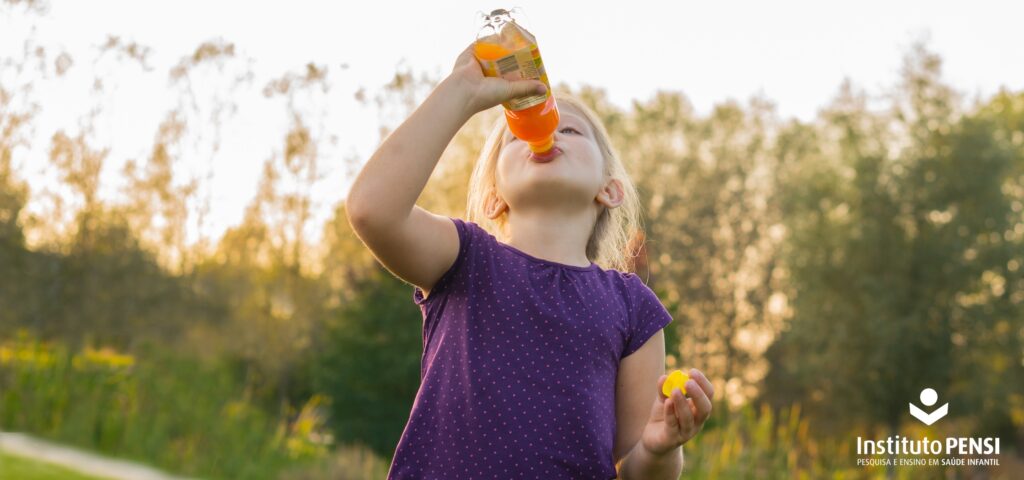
473, 8, 560, 159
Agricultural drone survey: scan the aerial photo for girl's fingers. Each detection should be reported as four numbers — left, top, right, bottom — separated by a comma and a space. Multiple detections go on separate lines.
499, 79, 546, 102
689, 368, 715, 401
672, 388, 694, 432
663, 397, 680, 431
453, 43, 477, 69
687, 379, 713, 425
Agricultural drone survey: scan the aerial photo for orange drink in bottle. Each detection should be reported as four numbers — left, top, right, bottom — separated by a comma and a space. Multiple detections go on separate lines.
473, 8, 559, 158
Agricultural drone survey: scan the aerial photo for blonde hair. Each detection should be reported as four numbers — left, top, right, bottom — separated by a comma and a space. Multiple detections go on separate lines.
466, 94, 643, 272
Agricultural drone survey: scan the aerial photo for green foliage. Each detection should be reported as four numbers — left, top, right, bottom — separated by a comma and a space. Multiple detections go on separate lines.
676, 401, 987, 480
0, 332, 309, 479
312, 267, 423, 459
0, 451, 107, 480
0, 214, 205, 349
278, 442, 392, 480
762, 48, 1024, 440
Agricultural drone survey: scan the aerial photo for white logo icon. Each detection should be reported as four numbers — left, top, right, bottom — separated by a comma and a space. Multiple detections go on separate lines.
909, 387, 948, 425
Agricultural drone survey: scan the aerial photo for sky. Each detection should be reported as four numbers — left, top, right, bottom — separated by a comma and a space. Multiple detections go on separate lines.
3, 0, 1022, 248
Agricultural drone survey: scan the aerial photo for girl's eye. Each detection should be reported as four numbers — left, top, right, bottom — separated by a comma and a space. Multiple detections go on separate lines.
560, 127, 580, 135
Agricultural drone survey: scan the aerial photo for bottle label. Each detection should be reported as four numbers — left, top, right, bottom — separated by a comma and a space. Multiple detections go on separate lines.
479, 43, 550, 111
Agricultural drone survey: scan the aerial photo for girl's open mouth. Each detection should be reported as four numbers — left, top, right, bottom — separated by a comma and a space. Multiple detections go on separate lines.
529, 147, 562, 163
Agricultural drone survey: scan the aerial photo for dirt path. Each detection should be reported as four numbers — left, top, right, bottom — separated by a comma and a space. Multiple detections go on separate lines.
0, 432, 197, 480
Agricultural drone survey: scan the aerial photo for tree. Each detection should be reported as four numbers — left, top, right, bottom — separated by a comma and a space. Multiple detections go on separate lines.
762, 41, 1024, 441
312, 265, 424, 458
590, 86, 785, 407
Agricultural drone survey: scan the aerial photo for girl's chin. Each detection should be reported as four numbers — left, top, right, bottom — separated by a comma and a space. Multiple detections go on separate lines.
509, 179, 594, 201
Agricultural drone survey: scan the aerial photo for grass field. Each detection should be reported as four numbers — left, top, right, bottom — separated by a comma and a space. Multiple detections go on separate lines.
0, 451, 109, 480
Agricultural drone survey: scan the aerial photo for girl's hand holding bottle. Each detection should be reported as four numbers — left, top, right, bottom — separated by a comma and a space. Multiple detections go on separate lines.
446, 42, 547, 120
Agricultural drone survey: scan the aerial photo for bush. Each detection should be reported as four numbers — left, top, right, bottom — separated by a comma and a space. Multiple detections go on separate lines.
0, 330, 323, 479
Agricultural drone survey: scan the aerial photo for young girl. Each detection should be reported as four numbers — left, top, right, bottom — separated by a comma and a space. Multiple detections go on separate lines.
346, 43, 715, 479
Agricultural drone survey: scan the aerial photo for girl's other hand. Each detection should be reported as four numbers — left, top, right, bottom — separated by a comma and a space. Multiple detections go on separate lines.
447, 42, 547, 117
640, 368, 715, 456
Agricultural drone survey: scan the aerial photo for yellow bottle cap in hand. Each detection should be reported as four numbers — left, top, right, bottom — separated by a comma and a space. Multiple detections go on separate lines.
662, 369, 689, 398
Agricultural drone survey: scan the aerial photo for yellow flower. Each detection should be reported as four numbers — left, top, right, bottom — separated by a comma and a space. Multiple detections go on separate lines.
73, 346, 135, 370
0, 342, 56, 367
282, 394, 333, 460
662, 369, 689, 397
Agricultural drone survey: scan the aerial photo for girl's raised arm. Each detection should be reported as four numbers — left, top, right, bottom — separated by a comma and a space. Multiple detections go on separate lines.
345, 43, 546, 296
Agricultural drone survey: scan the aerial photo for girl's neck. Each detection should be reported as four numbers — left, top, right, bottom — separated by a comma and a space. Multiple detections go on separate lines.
505, 208, 594, 268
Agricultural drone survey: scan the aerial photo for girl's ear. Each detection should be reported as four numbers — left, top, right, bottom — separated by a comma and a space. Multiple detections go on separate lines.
596, 178, 625, 209
484, 193, 508, 219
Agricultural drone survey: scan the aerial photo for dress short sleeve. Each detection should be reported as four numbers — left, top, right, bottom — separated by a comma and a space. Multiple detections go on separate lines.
621, 275, 674, 359
412, 217, 473, 306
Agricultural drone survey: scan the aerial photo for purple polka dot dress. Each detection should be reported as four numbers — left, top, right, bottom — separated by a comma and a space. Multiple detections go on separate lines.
387, 217, 674, 479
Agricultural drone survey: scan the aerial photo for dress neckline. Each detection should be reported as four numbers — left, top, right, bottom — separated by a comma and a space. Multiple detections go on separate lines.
497, 241, 599, 271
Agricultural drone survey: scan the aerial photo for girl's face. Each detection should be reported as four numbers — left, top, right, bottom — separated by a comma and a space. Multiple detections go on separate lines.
494, 105, 610, 214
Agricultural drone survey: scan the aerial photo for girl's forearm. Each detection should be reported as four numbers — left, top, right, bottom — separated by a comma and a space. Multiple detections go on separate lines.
346, 77, 473, 226
618, 442, 683, 480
